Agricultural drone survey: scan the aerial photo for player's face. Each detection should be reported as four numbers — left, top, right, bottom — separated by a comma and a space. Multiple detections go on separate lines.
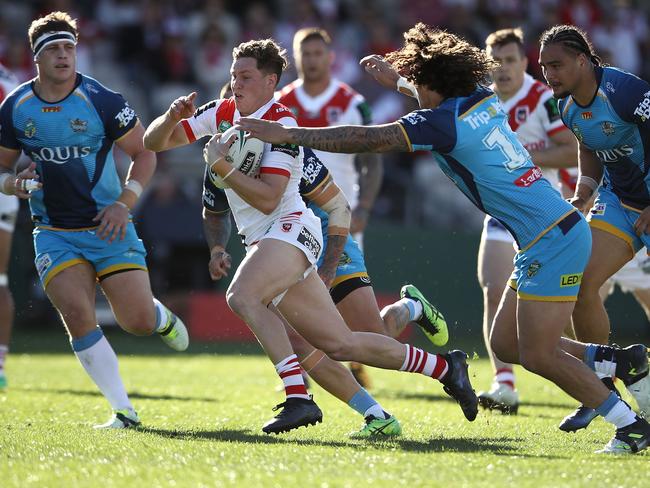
539, 44, 583, 99
35, 41, 76, 83
295, 39, 332, 82
487, 42, 527, 98
230, 57, 277, 116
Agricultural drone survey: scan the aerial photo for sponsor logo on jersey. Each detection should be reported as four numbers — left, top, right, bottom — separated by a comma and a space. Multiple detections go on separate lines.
271, 143, 299, 158
217, 120, 232, 133
605, 82, 616, 93
115, 104, 136, 128
595, 144, 633, 163
403, 112, 427, 125
572, 124, 583, 142
297, 226, 321, 259
41, 106, 61, 113
514, 166, 543, 187
560, 273, 582, 287
35, 253, 52, 277
590, 202, 606, 216
30, 145, 92, 164
302, 156, 323, 185
70, 118, 87, 132
203, 188, 215, 207
601, 121, 615, 136
360, 276, 371, 284
25, 119, 36, 138
463, 102, 500, 129
338, 252, 352, 266
515, 106, 529, 124
86, 83, 99, 94
195, 100, 217, 118
581, 111, 592, 120
326, 106, 342, 124
526, 260, 542, 278
633, 95, 650, 122
282, 223, 292, 232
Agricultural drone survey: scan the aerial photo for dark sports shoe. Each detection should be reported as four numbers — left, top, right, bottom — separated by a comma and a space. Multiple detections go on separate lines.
559, 405, 599, 432
559, 377, 620, 432
613, 344, 649, 385
262, 396, 323, 434
597, 416, 650, 454
440, 350, 478, 421
349, 362, 372, 389
400, 284, 449, 346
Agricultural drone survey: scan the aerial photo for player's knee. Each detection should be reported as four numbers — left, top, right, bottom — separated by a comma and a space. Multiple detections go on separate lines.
490, 334, 515, 363
117, 308, 156, 336
483, 285, 503, 312
319, 337, 355, 362
518, 348, 551, 376
226, 285, 260, 321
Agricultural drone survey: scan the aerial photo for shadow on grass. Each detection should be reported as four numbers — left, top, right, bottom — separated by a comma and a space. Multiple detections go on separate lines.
137, 426, 558, 457
14, 386, 217, 402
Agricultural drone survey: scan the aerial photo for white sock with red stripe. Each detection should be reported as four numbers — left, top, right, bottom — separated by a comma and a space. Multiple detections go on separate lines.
275, 354, 311, 400
399, 344, 449, 380
495, 367, 515, 389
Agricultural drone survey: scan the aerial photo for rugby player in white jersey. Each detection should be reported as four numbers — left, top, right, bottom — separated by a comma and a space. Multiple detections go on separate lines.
145, 38, 479, 434
0, 63, 19, 389
477, 28, 578, 414
277, 28, 386, 385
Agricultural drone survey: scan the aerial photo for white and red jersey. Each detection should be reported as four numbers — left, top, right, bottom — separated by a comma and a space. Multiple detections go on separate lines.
0, 64, 19, 232
277, 79, 372, 209
497, 73, 569, 191
0, 64, 18, 102
181, 97, 307, 245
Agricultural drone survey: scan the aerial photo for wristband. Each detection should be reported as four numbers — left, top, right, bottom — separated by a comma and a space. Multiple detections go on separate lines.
124, 179, 143, 198
114, 200, 130, 210
221, 166, 237, 181
577, 175, 599, 193
0, 173, 11, 194
396, 76, 418, 98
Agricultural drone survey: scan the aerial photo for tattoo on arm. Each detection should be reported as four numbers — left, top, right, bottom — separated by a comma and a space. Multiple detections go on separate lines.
290, 123, 409, 153
202, 210, 232, 251
356, 152, 383, 209
319, 235, 346, 277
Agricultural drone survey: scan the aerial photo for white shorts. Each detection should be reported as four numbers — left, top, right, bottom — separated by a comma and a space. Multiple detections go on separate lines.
0, 193, 19, 233
246, 208, 324, 306
609, 250, 650, 293
481, 215, 515, 244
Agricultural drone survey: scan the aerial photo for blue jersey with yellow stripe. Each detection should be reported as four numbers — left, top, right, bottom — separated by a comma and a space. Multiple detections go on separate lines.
0, 73, 138, 229
558, 66, 650, 211
398, 86, 575, 250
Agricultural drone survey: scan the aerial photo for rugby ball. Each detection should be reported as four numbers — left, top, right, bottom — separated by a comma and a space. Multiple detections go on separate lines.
208, 126, 265, 189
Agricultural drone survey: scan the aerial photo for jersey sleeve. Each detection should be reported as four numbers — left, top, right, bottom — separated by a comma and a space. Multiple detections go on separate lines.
609, 71, 650, 127
202, 167, 231, 213
91, 88, 139, 141
300, 147, 331, 197
0, 97, 19, 150
261, 115, 299, 178
397, 108, 456, 153
539, 91, 566, 137
181, 100, 221, 142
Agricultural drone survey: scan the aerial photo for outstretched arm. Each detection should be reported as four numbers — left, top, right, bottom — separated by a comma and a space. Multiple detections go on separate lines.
237, 119, 410, 154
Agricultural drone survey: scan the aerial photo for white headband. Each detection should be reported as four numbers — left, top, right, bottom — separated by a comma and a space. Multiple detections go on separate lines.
33, 31, 77, 58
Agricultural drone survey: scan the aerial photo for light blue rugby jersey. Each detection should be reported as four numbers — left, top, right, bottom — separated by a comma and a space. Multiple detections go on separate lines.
0, 73, 138, 228
398, 86, 575, 250
558, 66, 650, 210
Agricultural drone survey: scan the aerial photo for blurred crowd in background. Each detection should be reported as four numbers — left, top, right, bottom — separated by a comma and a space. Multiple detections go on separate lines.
3, 0, 650, 299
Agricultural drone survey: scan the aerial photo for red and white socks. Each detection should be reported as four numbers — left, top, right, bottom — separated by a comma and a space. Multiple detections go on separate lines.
400, 344, 449, 380
495, 367, 515, 390
275, 354, 311, 400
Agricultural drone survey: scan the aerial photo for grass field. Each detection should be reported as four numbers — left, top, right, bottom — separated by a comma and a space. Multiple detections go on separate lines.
0, 331, 647, 488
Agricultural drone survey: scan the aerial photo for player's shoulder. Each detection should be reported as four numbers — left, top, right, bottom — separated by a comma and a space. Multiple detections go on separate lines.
77, 73, 123, 100
264, 101, 297, 123
195, 97, 229, 117
457, 86, 497, 117
599, 66, 649, 98
0, 80, 33, 112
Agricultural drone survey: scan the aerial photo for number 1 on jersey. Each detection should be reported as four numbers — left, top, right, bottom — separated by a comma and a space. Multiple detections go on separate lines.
482, 125, 528, 172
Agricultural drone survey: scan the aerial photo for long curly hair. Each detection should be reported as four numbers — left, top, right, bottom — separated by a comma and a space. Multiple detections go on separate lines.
386, 23, 497, 98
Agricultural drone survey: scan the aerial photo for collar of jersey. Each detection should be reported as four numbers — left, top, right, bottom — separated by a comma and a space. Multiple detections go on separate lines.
570, 66, 604, 109
31, 72, 82, 105
234, 97, 275, 122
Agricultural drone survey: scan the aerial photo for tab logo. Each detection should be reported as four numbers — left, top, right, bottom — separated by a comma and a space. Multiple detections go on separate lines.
560, 273, 582, 287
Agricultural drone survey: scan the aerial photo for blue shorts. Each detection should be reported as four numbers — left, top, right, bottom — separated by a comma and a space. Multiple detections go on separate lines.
509, 211, 591, 301
587, 187, 650, 257
33, 223, 147, 288
318, 233, 371, 303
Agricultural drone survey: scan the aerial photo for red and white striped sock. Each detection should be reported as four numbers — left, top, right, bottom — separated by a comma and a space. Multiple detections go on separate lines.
495, 367, 515, 389
399, 344, 449, 380
275, 354, 310, 400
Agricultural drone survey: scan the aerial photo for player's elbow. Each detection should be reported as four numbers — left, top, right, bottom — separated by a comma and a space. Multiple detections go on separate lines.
258, 198, 281, 215
142, 132, 161, 152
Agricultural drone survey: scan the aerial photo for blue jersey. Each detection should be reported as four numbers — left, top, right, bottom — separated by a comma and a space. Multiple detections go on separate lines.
203, 147, 334, 232
0, 73, 138, 228
558, 66, 650, 210
399, 86, 575, 250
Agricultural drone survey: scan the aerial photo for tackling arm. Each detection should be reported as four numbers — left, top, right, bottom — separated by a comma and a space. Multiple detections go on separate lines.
528, 129, 578, 169
115, 122, 156, 209
202, 207, 233, 281
571, 143, 604, 213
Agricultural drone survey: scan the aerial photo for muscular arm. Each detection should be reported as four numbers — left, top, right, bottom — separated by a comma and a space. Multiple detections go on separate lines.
528, 129, 578, 169
575, 143, 604, 199
287, 123, 409, 153
115, 122, 157, 208
143, 92, 196, 151
202, 208, 232, 253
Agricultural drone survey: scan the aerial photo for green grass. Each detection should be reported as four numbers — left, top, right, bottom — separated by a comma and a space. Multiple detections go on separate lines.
0, 334, 647, 488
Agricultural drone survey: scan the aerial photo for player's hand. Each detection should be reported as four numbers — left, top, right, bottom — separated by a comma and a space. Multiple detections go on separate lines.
11, 162, 42, 199
93, 201, 130, 243
236, 118, 290, 144
208, 249, 232, 280
318, 266, 336, 289
568, 196, 591, 215
168, 92, 197, 122
360, 54, 400, 90
633, 206, 650, 236
350, 206, 370, 234
203, 132, 237, 167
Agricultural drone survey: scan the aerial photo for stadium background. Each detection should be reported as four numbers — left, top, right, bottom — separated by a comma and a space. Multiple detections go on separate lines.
4, 0, 650, 347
